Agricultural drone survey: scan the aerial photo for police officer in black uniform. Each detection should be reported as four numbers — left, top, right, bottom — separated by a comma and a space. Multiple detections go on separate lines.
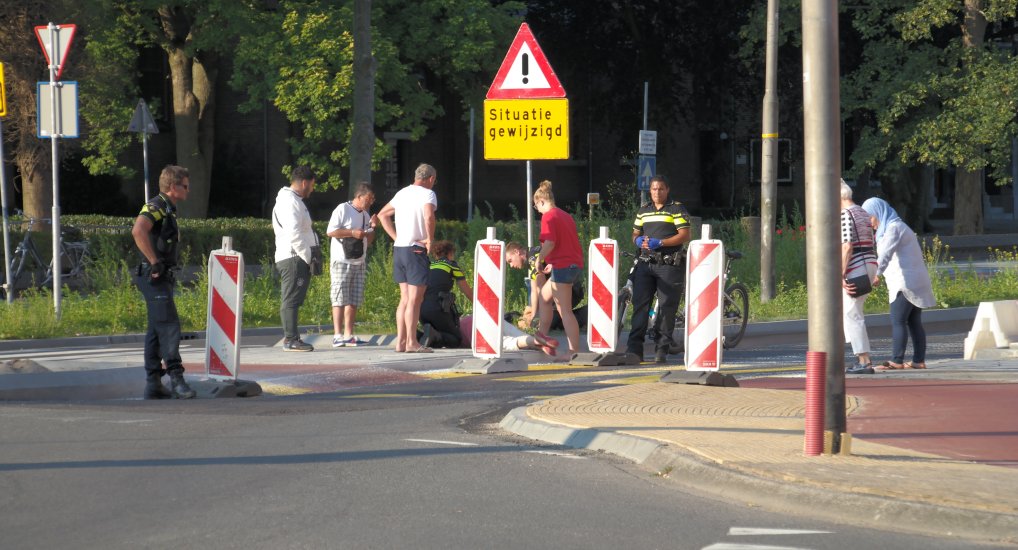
131, 165, 196, 399
626, 175, 692, 363
419, 240, 472, 348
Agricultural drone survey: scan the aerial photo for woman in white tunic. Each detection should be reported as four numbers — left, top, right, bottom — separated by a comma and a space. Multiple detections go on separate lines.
861, 198, 936, 370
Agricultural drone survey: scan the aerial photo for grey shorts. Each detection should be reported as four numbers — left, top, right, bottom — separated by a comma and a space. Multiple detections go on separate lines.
393, 245, 429, 286
330, 261, 366, 306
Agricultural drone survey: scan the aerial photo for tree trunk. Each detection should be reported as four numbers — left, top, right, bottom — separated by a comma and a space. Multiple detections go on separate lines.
954, 167, 983, 235
16, 147, 51, 232
349, 0, 376, 197
160, 8, 217, 219
953, 0, 987, 235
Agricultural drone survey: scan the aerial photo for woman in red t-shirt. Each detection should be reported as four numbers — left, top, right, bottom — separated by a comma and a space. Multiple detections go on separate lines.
533, 180, 584, 358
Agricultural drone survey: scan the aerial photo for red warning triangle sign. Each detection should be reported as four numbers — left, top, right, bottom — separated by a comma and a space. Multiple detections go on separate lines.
486, 23, 566, 99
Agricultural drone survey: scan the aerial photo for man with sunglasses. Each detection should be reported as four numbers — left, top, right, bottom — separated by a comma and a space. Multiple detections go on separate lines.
131, 165, 196, 399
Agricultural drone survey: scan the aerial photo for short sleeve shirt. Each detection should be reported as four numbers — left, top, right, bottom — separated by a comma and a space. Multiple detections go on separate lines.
539, 207, 583, 268
137, 193, 179, 266
390, 184, 438, 247
424, 259, 465, 300
327, 201, 372, 265
632, 200, 691, 255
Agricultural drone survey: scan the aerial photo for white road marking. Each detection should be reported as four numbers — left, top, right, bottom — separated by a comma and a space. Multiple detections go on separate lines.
403, 438, 479, 447
729, 528, 831, 536
522, 450, 587, 460
702, 544, 812, 550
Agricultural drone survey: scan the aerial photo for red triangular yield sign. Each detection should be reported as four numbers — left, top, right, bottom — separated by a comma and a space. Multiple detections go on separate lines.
486, 23, 565, 99
35, 24, 77, 80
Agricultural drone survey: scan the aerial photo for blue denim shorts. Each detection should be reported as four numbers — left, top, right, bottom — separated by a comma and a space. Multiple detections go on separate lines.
550, 264, 581, 284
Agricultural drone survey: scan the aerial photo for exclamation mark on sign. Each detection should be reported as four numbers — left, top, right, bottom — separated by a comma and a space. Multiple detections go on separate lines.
521, 53, 529, 85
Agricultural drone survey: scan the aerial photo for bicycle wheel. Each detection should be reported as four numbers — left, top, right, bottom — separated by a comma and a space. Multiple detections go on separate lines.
616, 286, 631, 340
722, 282, 749, 349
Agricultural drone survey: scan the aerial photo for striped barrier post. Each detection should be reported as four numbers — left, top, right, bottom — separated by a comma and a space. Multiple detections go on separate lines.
587, 227, 618, 353
684, 225, 724, 371
206, 237, 244, 380
471, 227, 505, 359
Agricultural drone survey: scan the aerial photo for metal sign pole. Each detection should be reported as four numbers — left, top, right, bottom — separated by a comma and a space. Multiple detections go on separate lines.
48, 22, 63, 320
0, 118, 12, 304
467, 107, 474, 222
143, 131, 150, 203
526, 161, 533, 249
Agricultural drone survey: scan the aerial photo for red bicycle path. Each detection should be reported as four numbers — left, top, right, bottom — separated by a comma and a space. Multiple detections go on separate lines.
740, 377, 1018, 469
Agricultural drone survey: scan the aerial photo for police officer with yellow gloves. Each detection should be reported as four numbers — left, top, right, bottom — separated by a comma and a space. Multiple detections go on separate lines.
625, 175, 692, 363
131, 165, 196, 399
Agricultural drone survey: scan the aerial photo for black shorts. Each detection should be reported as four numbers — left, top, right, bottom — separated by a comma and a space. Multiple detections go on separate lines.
393, 245, 430, 285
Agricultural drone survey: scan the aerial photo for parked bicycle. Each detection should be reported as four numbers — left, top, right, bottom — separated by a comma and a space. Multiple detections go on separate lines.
616, 249, 749, 350
1, 211, 92, 299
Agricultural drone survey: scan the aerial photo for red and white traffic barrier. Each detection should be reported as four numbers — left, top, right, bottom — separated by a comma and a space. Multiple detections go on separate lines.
472, 227, 505, 358
684, 225, 724, 371
206, 237, 244, 380
587, 227, 619, 353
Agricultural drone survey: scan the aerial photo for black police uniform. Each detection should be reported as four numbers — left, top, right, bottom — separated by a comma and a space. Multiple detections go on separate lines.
136, 193, 192, 398
420, 259, 467, 348
626, 200, 691, 361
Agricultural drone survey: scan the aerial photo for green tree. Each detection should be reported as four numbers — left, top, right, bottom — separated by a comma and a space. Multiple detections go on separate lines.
743, 1, 1018, 235
76, 0, 267, 219
0, 1, 79, 224
230, 0, 523, 191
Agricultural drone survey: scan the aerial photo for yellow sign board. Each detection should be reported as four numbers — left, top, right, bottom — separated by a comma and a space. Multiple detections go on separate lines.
483, 98, 569, 160
0, 63, 7, 117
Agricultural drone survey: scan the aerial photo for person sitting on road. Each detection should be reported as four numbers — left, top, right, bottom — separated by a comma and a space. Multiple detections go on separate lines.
458, 315, 559, 357
419, 240, 472, 348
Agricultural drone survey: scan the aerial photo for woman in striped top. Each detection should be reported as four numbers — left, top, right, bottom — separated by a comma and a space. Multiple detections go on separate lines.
840, 180, 879, 374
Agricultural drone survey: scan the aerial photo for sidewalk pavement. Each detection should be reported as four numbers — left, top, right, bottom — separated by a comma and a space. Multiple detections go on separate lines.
2, 307, 1017, 543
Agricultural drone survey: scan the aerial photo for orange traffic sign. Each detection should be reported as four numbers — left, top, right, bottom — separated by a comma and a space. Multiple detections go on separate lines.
486, 23, 565, 99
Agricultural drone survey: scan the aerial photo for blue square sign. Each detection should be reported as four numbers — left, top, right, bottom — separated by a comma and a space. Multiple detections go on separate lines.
637, 155, 656, 191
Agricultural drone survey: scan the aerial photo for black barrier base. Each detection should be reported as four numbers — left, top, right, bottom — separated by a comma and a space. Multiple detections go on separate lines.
659, 371, 739, 387
192, 379, 263, 398
568, 352, 642, 367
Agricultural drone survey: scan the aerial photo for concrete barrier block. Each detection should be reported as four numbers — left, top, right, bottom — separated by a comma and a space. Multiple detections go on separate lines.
963, 300, 1018, 359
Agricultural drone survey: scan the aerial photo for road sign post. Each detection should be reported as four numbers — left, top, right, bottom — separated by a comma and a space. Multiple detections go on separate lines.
127, 99, 159, 202
36, 22, 77, 320
0, 62, 11, 303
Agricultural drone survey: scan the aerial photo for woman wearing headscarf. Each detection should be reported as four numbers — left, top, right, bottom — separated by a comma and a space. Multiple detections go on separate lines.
861, 198, 936, 370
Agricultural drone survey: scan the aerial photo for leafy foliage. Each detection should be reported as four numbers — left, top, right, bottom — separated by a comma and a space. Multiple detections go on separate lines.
231, 0, 523, 191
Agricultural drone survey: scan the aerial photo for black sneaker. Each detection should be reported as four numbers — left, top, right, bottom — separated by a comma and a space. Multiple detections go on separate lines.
625, 349, 644, 363
846, 364, 874, 375
283, 338, 314, 352
654, 350, 669, 364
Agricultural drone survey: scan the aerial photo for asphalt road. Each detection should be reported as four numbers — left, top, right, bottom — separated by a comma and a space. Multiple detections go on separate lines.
1, 327, 1009, 549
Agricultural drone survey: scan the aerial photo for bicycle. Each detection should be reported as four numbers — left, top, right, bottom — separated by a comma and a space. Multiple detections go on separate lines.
1, 211, 92, 299
616, 248, 749, 350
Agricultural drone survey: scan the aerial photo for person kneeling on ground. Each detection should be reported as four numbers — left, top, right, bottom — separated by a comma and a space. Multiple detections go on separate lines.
419, 240, 472, 348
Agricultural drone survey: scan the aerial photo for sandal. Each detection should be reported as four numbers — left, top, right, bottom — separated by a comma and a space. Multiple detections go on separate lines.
874, 361, 905, 371
539, 344, 558, 357
904, 361, 926, 369
406, 346, 433, 353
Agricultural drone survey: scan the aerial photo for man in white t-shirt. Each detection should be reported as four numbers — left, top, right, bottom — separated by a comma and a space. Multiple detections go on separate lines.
377, 163, 438, 353
326, 182, 377, 348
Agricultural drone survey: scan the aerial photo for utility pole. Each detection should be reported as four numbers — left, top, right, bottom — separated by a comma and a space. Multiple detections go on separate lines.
760, 0, 779, 303
801, 0, 846, 448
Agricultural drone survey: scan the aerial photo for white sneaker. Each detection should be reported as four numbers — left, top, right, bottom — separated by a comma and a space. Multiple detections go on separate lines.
332, 336, 345, 348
